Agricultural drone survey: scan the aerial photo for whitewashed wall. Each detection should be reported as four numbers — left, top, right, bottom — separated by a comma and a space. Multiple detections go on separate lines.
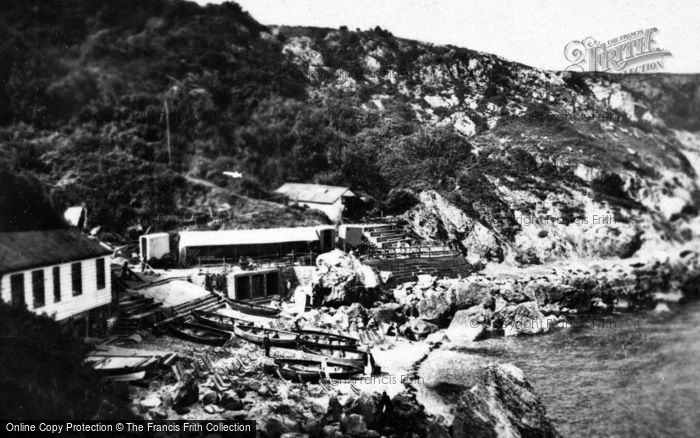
141, 233, 170, 260
0, 257, 111, 321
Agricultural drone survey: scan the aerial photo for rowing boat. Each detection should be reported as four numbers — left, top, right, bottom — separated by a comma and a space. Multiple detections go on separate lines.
233, 324, 298, 347
274, 358, 362, 382
226, 298, 280, 317
191, 309, 252, 332
298, 329, 359, 349
104, 370, 147, 382
166, 321, 232, 346
299, 345, 367, 368
85, 355, 160, 376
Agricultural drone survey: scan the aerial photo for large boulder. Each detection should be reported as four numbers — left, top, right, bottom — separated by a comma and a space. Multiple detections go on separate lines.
369, 302, 407, 326
496, 301, 553, 336
401, 317, 439, 339
385, 392, 439, 437
452, 364, 560, 438
313, 249, 377, 305
445, 305, 491, 343
347, 393, 377, 427
451, 279, 496, 309
219, 390, 244, 411
341, 413, 368, 435
416, 288, 453, 322
172, 375, 199, 409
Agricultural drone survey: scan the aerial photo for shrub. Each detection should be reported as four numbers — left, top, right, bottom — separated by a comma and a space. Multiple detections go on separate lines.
0, 302, 134, 419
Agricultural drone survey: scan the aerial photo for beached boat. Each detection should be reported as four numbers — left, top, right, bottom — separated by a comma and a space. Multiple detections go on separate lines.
299, 345, 367, 368
85, 355, 160, 376
191, 309, 252, 332
233, 324, 299, 347
226, 298, 280, 317
104, 370, 147, 382
166, 321, 232, 346
274, 358, 362, 382
298, 329, 359, 349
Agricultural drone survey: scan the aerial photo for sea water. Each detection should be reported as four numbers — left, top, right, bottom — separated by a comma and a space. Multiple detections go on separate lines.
418, 300, 700, 437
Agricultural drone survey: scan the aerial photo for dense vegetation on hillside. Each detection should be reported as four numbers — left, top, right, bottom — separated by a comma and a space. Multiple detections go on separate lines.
0, 302, 133, 419
1, 0, 698, 260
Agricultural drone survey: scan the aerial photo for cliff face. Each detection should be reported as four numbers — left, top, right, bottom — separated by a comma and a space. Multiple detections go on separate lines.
1, 0, 699, 263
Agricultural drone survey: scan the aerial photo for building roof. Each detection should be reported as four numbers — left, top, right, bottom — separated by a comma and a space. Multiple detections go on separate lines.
0, 229, 111, 275
178, 226, 331, 249
274, 183, 355, 205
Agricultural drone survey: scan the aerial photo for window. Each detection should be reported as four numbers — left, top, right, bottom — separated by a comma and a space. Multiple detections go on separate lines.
53, 266, 61, 303
10, 273, 24, 306
96, 258, 105, 290
71, 263, 82, 296
32, 270, 45, 308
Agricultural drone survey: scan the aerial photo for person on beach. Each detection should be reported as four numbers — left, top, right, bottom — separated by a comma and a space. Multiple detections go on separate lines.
378, 391, 393, 425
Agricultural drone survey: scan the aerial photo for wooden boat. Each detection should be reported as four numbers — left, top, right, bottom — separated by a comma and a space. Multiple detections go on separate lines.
233, 324, 298, 348
104, 370, 147, 382
274, 358, 362, 382
298, 329, 359, 349
166, 321, 232, 346
191, 309, 252, 332
300, 345, 367, 368
85, 355, 160, 376
226, 298, 280, 317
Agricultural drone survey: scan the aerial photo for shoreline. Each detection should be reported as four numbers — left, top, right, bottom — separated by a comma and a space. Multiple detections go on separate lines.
112, 245, 700, 436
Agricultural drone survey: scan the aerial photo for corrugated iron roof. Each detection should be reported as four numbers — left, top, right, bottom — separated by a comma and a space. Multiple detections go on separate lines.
274, 183, 354, 205
178, 226, 330, 248
0, 229, 111, 275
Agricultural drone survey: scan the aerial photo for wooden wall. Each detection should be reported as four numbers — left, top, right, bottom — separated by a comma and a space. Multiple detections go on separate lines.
0, 257, 112, 321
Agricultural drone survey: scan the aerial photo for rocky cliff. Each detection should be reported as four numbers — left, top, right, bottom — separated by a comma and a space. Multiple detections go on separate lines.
1, 0, 699, 262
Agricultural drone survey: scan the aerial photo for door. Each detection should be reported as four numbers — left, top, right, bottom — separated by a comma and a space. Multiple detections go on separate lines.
322, 230, 333, 250
251, 274, 265, 299
235, 275, 250, 300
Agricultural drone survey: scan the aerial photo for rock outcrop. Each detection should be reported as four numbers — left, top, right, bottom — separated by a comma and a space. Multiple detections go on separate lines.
312, 249, 380, 305
452, 364, 560, 438
391, 250, 700, 336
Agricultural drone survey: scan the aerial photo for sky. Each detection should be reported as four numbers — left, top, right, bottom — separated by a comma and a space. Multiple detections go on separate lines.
194, 0, 700, 73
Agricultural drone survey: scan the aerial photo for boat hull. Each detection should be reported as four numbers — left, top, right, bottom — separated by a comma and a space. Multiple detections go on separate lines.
274, 358, 361, 382
192, 309, 251, 332
233, 324, 299, 348
226, 298, 280, 317
299, 346, 366, 368
166, 321, 231, 346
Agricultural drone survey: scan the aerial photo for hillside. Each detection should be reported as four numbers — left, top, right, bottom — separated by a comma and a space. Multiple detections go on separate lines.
1, 0, 699, 263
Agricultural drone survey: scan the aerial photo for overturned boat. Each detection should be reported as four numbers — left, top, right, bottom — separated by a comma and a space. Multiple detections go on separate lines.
226, 298, 280, 317
166, 321, 232, 346
233, 324, 299, 347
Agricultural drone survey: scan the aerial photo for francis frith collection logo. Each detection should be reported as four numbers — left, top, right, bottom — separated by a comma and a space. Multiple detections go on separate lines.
564, 28, 672, 73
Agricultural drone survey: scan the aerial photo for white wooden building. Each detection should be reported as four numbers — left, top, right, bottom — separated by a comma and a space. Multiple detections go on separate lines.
0, 229, 112, 335
274, 183, 355, 223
